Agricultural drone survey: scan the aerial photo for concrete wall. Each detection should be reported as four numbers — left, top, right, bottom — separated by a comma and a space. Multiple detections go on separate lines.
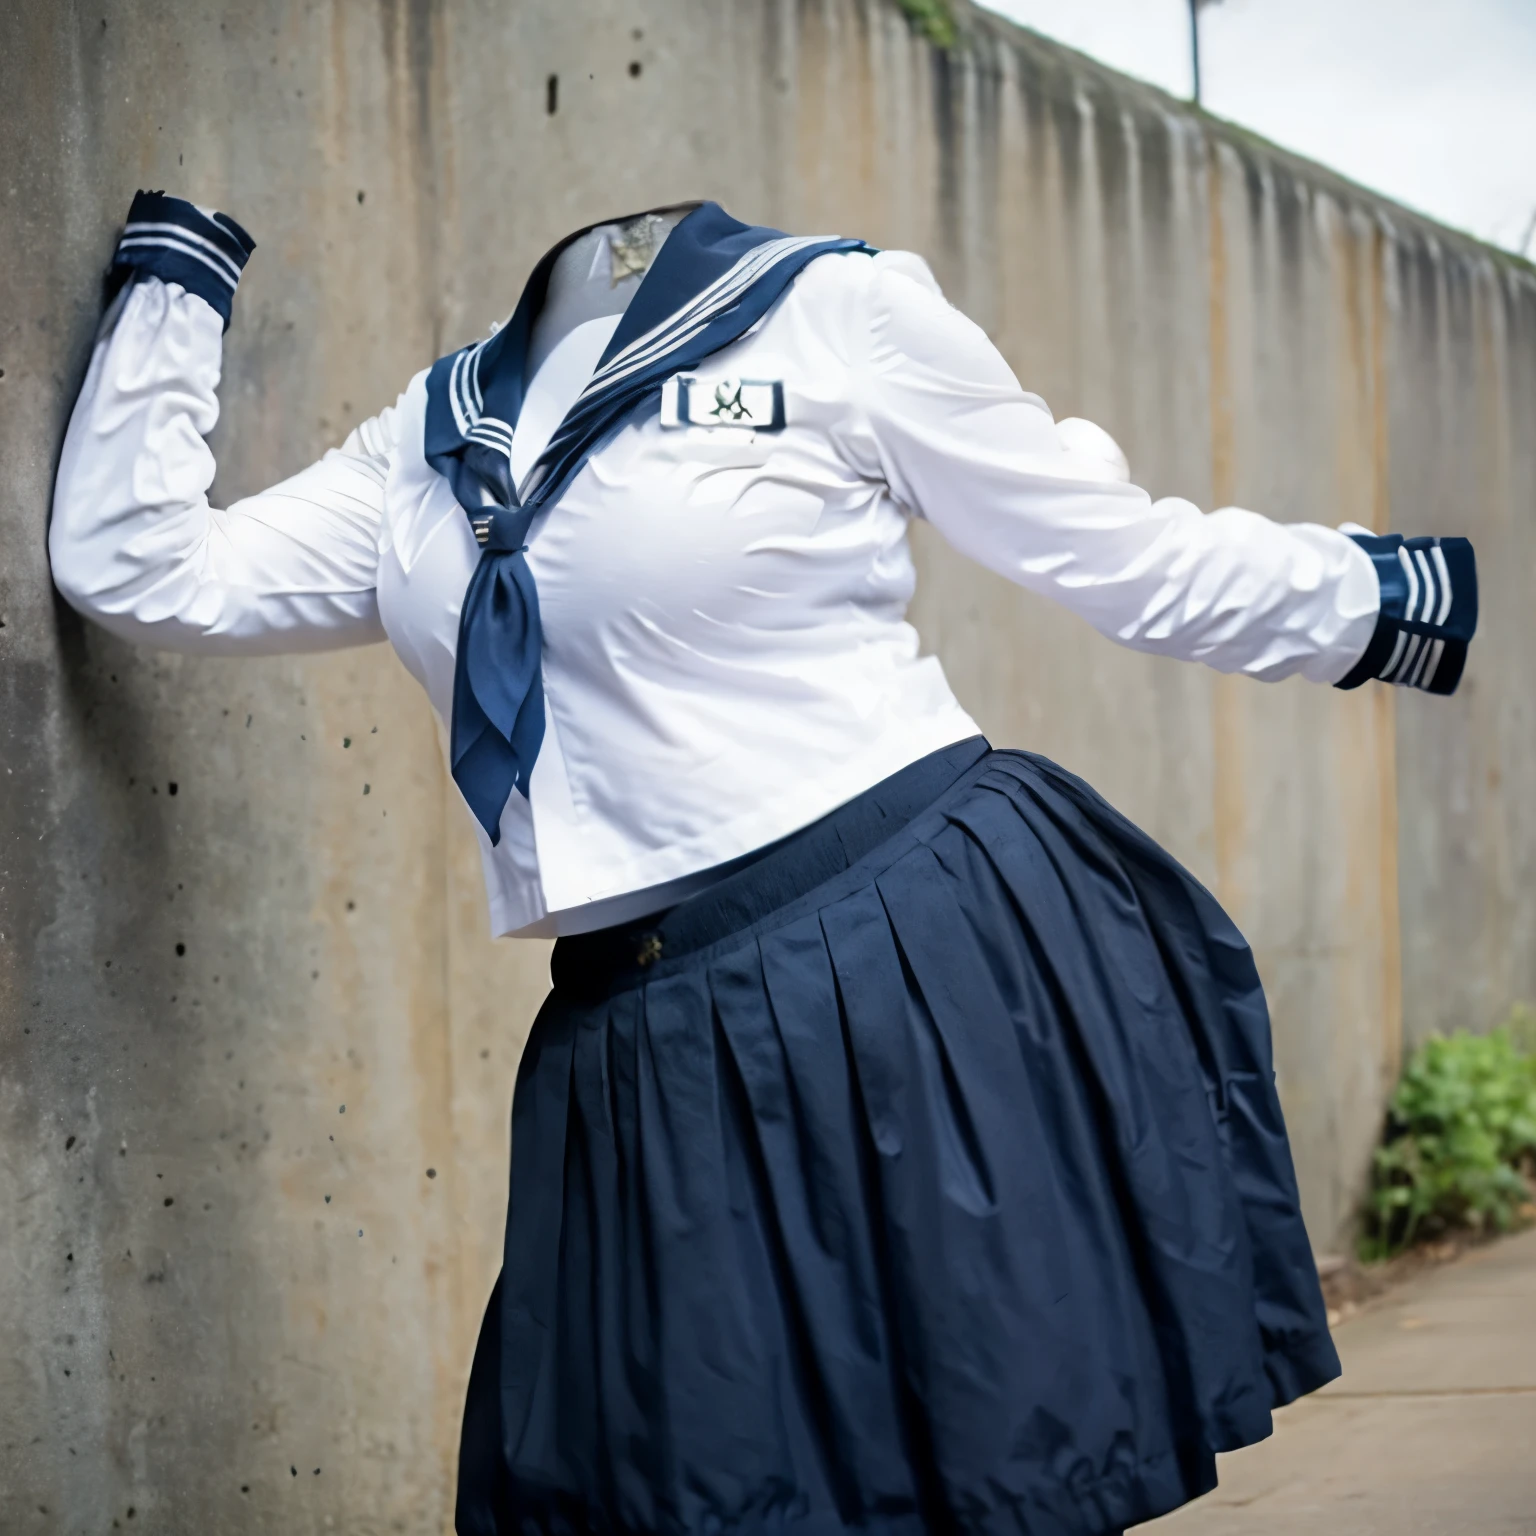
2, 1, 1531, 1530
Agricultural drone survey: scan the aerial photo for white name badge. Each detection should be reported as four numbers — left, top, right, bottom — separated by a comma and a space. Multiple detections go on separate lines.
659, 375, 786, 431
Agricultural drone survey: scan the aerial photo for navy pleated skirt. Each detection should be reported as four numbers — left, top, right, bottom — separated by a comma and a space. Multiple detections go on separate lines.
456, 739, 1339, 1536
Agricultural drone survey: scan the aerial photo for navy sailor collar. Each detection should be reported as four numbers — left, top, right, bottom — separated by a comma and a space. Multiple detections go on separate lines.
423, 202, 697, 500
424, 202, 867, 513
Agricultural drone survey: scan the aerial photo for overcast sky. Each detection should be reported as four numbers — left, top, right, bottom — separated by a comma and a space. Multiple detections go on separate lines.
978, 0, 1536, 256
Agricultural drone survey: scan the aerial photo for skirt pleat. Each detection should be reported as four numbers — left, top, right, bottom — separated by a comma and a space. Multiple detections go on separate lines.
456, 750, 1339, 1536
939, 773, 1274, 1452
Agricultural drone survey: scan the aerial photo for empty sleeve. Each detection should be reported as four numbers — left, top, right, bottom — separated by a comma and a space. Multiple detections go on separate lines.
51, 274, 398, 655
848, 254, 1380, 685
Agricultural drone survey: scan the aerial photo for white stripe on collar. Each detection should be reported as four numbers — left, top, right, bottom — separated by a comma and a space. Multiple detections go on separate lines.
581, 236, 831, 400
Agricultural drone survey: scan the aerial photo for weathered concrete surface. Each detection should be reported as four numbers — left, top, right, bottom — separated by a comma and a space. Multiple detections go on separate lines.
1143, 1229, 1536, 1534
2, 0, 1533, 1530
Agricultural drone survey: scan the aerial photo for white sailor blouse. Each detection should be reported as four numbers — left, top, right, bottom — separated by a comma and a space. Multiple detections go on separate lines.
50, 195, 1477, 938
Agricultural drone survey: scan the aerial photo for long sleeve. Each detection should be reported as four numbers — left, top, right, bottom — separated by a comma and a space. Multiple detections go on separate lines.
51, 197, 395, 656
848, 253, 1380, 686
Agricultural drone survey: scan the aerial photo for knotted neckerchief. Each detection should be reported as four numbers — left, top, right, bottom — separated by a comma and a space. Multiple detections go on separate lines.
425, 203, 872, 843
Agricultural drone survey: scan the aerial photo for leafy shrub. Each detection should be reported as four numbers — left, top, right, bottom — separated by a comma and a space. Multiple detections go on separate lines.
1362, 1018, 1536, 1260
892, 0, 958, 49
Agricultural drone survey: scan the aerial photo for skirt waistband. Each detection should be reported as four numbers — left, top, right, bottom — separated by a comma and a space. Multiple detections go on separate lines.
550, 737, 991, 999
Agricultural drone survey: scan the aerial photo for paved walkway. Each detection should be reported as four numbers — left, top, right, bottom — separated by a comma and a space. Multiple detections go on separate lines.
1143, 1227, 1536, 1535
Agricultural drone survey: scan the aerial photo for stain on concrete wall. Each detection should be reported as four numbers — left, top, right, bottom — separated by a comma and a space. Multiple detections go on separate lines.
2, 0, 1531, 1529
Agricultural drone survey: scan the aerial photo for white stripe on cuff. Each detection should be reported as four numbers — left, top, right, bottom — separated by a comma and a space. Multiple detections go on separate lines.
116, 233, 240, 293
122, 219, 245, 284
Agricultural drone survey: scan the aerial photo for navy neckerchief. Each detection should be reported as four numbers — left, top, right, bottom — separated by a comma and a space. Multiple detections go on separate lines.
425, 202, 873, 844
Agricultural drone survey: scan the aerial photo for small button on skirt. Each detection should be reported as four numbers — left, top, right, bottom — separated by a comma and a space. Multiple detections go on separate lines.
455, 740, 1339, 1536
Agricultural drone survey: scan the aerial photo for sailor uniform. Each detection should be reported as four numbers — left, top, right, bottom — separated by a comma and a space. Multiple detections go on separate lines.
52, 196, 1470, 940
52, 193, 1478, 1536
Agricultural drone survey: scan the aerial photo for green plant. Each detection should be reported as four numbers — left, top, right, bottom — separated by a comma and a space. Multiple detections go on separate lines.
892, 0, 958, 51
1362, 1019, 1536, 1261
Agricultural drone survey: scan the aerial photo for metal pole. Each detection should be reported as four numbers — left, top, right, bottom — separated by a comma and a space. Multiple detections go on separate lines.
1520, 204, 1536, 259
1190, 0, 1202, 104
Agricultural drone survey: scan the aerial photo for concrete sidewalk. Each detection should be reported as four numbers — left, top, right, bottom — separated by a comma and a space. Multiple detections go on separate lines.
1144, 1228, 1536, 1535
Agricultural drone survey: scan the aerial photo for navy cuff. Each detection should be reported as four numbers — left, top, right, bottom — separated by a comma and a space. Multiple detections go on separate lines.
1335, 533, 1478, 696
108, 190, 256, 331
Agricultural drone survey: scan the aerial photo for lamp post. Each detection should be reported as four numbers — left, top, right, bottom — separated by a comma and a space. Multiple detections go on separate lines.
1190, 0, 1223, 105
1520, 205, 1536, 259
